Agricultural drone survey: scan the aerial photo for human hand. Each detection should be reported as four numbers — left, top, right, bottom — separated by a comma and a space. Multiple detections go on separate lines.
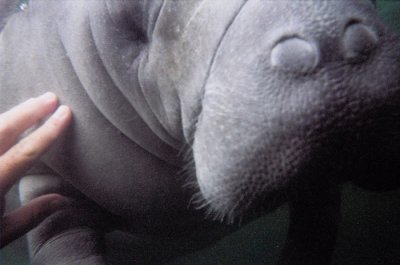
0, 92, 72, 248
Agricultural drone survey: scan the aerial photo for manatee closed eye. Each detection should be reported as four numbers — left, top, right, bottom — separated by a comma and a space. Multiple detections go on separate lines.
1, 0, 400, 264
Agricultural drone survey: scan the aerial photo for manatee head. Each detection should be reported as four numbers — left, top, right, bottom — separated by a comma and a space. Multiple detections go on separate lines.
189, 0, 400, 222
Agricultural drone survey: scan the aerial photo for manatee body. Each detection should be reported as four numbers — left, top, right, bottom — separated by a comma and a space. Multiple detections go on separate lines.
1, 0, 400, 264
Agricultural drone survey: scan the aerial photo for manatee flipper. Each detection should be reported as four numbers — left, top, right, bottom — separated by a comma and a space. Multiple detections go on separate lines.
19, 169, 114, 265
278, 181, 341, 265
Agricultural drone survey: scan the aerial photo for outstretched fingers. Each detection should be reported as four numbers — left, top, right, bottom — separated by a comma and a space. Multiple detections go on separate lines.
0, 92, 59, 155
0, 93, 73, 248
0, 104, 72, 194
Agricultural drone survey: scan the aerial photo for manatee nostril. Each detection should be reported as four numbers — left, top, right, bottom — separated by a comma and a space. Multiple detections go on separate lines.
271, 37, 319, 73
342, 21, 378, 61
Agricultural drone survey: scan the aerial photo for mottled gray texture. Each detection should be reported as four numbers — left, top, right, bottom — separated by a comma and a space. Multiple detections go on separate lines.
0, 0, 399, 264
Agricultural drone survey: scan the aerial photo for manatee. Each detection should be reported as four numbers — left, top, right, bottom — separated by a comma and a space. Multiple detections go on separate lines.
1, 0, 400, 264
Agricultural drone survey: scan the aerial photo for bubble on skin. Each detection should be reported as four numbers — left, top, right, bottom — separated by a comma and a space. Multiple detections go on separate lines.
18, 0, 28, 12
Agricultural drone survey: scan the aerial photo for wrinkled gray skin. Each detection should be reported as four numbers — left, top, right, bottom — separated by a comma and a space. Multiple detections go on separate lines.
1, 0, 400, 264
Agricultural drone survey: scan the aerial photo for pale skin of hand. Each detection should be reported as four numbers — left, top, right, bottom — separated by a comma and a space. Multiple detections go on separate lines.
0, 92, 72, 248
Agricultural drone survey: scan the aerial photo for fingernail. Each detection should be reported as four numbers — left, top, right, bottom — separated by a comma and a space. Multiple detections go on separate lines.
53, 105, 70, 120
50, 197, 69, 211
38, 92, 57, 103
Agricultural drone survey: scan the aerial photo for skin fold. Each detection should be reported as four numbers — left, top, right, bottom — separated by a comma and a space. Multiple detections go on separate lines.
1, 0, 400, 264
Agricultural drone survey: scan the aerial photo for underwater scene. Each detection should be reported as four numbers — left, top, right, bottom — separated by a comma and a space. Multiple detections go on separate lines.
1, 0, 400, 264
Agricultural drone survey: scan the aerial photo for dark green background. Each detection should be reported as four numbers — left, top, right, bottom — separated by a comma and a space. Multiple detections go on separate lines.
1, 1, 400, 264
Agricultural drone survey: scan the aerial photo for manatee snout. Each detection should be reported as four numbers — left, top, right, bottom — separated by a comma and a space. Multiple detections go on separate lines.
270, 19, 379, 73
191, 0, 400, 221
